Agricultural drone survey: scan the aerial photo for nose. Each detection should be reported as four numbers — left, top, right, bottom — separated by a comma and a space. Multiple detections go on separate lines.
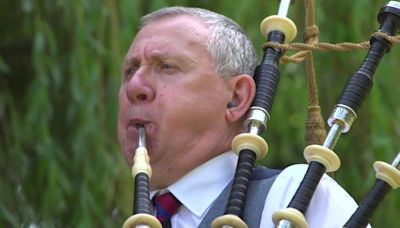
125, 69, 155, 104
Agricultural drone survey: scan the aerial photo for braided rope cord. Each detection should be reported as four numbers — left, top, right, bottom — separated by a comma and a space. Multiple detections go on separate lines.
264, 32, 400, 56
303, 0, 326, 146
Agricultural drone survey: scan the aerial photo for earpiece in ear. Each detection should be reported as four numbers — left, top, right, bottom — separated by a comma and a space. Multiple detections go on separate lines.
227, 101, 237, 108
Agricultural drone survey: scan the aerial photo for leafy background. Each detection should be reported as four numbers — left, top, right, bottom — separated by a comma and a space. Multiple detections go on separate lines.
1, 0, 399, 227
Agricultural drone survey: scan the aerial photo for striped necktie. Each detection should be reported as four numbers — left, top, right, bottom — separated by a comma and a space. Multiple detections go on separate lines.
154, 192, 181, 228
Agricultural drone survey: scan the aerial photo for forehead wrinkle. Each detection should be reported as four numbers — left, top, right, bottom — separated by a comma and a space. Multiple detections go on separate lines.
123, 48, 198, 71
145, 41, 200, 66
148, 49, 166, 61
122, 42, 159, 69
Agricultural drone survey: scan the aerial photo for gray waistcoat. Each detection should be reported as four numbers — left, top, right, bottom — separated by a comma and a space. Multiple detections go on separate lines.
198, 166, 281, 228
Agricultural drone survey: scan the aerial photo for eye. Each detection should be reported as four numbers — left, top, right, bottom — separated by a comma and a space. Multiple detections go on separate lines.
124, 67, 137, 80
159, 62, 178, 74
160, 63, 174, 70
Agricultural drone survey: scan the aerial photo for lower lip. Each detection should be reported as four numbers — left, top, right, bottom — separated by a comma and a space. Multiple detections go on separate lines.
126, 125, 139, 141
126, 124, 155, 153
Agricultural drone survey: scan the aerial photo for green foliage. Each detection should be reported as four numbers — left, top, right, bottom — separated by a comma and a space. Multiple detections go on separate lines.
1, 0, 399, 227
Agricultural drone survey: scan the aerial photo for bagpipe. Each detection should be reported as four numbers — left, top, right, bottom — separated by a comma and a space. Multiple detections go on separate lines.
123, 0, 400, 227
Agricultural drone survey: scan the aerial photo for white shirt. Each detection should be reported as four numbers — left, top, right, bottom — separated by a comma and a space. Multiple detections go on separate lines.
151, 151, 365, 228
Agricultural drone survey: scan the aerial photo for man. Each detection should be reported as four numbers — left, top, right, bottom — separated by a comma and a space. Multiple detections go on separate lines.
118, 6, 362, 228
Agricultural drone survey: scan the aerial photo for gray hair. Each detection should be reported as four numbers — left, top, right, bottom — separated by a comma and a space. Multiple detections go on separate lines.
140, 6, 257, 78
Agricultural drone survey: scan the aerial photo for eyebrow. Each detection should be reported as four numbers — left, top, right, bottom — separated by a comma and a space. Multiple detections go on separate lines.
122, 56, 139, 69
122, 52, 197, 69
150, 51, 198, 65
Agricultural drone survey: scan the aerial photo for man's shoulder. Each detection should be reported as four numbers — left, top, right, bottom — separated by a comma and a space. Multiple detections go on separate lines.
276, 163, 335, 183
259, 164, 360, 227
280, 163, 309, 177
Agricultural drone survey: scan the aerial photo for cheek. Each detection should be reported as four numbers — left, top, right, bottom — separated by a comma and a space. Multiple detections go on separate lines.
117, 86, 129, 144
118, 85, 130, 118
164, 90, 226, 129
155, 75, 228, 133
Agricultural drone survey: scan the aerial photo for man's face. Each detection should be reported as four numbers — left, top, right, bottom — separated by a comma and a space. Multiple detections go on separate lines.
118, 15, 234, 189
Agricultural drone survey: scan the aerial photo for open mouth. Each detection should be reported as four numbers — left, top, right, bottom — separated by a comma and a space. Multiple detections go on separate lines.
127, 118, 150, 128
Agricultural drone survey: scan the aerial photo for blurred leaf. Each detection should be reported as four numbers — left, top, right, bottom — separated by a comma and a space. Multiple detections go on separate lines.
0, 56, 10, 74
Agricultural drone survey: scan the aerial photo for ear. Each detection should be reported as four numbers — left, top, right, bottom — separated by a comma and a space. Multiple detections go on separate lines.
225, 74, 256, 122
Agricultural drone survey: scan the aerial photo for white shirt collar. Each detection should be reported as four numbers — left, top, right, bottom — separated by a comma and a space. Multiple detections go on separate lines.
151, 151, 237, 218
